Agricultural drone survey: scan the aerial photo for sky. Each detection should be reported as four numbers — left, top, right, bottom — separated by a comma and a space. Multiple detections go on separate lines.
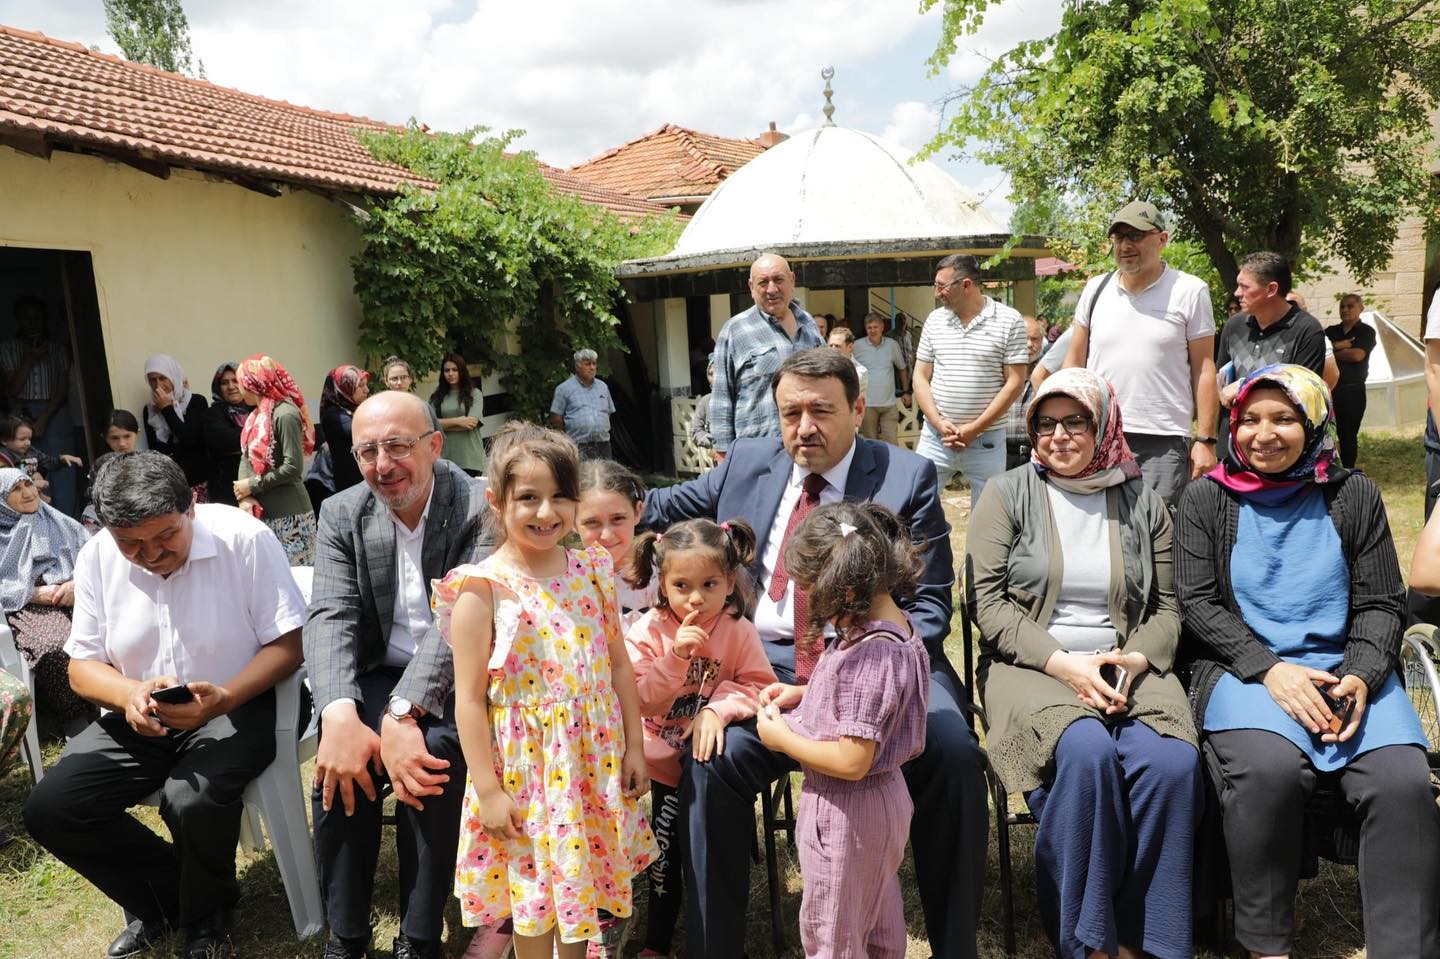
0, 0, 1063, 221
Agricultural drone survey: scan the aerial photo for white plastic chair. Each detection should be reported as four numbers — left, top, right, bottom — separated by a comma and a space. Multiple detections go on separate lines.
0, 618, 43, 784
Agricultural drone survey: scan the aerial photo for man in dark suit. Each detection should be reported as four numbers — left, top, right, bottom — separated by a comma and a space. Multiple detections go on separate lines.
305, 391, 490, 959
643, 348, 988, 959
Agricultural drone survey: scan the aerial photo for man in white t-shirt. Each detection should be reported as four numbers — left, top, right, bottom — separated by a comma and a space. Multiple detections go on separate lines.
1063, 201, 1218, 506
1423, 292, 1440, 517
913, 253, 1028, 507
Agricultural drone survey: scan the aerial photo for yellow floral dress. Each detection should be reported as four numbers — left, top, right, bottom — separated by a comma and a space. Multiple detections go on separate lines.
434, 545, 657, 942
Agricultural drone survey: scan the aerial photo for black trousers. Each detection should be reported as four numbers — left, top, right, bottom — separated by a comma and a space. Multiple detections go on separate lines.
644, 780, 684, 953
679, 652, 988, 959
310, 668, 466, 944
1332, 383, 1366, 468
1204, 729, 1440, 957
22, 691, 276, 927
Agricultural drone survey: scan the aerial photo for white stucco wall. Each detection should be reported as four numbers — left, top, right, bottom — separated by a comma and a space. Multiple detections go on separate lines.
0, 146, 365, 421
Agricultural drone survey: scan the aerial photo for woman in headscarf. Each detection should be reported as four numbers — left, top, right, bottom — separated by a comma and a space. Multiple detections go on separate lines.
429, 352, 485, 477
201, 362, 254, 507
232, 354, 316, 566
0, 468, 94, 734
142, 354, 209, 498
967, 368, 1200, 959
320, 364, 370, 492
1176, 364, 1439, 958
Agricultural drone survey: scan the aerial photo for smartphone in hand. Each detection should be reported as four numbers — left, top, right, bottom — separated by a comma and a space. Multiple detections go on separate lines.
151, 683, 195, 705
1318, 686, 1355, 734
1099, 663, 1130, 695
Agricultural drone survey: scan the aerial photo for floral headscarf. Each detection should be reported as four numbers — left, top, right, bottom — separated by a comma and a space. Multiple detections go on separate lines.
320, 364, 370, 416
1026, 367, 1141, 494
0, 468, 90, 613
210, 361, 253, 430
143, 354, 194, 443
237, 354, 316, 476
1208, 363, 1348, 497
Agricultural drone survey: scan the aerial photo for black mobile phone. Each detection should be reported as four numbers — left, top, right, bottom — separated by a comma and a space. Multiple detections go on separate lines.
151, 683, 195, 705
1100, 663, 1130, 693
1318, 687, 1355, 733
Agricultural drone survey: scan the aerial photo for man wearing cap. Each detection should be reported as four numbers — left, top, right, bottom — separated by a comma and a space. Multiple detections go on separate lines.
1063, 201, 1219, 506
550, 349, 616, 460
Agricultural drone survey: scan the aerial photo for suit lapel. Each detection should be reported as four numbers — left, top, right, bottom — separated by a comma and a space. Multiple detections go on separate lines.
421, 467, 455, 590
842, 437, 883, 504
361, 497, 398, 640
750, 446, 795, 564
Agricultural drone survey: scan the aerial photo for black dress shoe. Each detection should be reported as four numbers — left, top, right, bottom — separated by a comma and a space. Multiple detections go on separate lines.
322, 933, 370, 959
106, 918, 166, 958
183, 906, 235, 959
392, 933, 439, 959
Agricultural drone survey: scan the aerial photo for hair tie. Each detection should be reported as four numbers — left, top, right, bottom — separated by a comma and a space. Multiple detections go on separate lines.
720, 521, 731, 534
839, 522, 858, 538
655, 532, 663, 544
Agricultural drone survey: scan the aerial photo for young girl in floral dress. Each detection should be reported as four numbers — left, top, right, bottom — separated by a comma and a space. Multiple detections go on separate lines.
755, 501, 931, 959
435, 422, 656, 959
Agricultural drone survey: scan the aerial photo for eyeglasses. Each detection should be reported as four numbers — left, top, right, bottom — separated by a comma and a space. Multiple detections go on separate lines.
934, 277, 964, 293
1034, 415, 1093, 437
352, 431, 436, 464
1110, 229, 1158, 245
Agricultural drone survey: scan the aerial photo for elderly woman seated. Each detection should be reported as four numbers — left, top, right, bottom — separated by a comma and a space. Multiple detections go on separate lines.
967, 368, 1201, 959
1176, 363, 1439, 959
0, 468, 93, 735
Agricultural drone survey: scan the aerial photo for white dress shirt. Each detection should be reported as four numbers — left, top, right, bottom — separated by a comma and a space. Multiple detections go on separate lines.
384, 482, 436, 667
753, 442, 856, 644
66, 504, 306, 687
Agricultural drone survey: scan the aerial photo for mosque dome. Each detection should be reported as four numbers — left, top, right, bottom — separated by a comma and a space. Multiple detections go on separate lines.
668, 124, 1003, 258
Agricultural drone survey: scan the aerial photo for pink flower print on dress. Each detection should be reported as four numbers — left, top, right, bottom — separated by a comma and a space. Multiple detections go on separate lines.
577, 594, 599, 618
541, 659, 565, 687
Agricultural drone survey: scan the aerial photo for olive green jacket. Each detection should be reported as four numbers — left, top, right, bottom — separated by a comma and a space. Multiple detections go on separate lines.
966, 466, 1196, 791
238, 400, 312, 519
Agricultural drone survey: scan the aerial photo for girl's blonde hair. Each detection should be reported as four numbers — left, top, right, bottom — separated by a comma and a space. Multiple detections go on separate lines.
485, 421, 580, 543
627, 518, 757, 619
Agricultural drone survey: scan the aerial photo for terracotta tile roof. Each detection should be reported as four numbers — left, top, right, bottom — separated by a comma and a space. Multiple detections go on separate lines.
568, 123, 769, 202
0, 23, 676, 221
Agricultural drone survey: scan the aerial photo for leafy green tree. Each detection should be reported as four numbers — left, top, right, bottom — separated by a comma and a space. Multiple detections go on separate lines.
351, 124, 682, 421
925, 0, 1440, 292
103, 0, 202, 76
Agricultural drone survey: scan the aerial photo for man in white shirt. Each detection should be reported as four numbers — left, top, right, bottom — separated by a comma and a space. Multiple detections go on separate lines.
913, 253, 1029, 507
23, 451, 305, 959
305, 392, 491, 959
852, 312, 911, 445
1063, 201, 1219, 506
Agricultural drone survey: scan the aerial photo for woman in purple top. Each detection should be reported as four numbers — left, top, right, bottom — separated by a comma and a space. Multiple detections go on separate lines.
756, 501, 930, 959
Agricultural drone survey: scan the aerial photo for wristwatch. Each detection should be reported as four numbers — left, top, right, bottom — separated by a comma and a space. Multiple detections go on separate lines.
387, 696, 421, 721
1195, 436, 1219, 446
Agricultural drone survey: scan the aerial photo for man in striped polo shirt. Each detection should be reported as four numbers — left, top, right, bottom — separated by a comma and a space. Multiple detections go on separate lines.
913, 253, 1028, 507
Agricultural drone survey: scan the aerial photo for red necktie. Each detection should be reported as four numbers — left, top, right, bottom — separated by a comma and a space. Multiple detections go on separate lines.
768, 472, 827, 682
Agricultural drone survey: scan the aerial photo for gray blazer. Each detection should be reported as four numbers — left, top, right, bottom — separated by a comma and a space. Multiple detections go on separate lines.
303, 459, 491, 718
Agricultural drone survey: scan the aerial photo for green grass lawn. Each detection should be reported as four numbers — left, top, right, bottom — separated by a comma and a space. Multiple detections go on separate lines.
0, 428, 1429, 958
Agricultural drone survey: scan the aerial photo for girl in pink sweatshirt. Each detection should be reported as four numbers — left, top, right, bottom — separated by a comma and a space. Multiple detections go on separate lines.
623, 518, 776, 958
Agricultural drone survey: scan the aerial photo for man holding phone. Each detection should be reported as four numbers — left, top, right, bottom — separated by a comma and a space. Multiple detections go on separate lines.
23, 452, 305, 959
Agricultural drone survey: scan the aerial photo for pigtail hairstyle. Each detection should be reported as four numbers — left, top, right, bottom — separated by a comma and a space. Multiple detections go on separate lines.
484, 420, 580, 544
627, 517, 757, 618
783, 501, 924, 643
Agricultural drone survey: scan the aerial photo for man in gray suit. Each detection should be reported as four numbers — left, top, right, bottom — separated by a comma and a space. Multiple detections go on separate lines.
305, 391, 490, 959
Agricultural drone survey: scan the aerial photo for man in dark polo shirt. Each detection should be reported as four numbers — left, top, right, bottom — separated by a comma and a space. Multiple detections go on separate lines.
1324, 292, 1377, 467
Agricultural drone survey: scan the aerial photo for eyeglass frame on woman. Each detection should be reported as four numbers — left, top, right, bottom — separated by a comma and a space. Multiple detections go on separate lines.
351, 431, 437, 464
1033, 414, 1094, 437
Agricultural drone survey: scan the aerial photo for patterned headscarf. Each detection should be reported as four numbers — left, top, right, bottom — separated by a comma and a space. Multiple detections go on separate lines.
0, 468, 90, 613
1209, 363, 1348, 496
210, 361, 254, 430
143, 354, 194, 443
320, 364, 370, 415
237, 354, 316, 476
1026, 367, 1141, 493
